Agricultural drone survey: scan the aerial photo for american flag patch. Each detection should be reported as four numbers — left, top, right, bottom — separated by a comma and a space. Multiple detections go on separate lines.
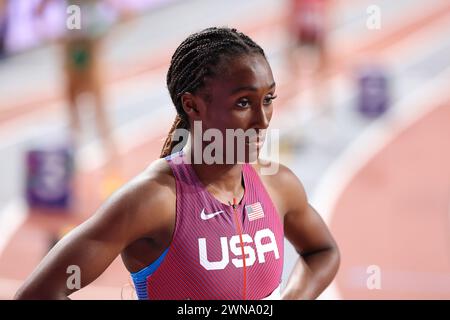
245, 202, 264, 221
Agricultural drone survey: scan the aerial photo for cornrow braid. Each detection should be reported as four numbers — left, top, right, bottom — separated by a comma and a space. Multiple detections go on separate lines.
160, 27, 266, 158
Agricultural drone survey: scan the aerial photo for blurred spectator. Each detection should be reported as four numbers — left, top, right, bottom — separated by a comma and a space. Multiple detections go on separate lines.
35, 0, 124, 197
286, 0, 334, 115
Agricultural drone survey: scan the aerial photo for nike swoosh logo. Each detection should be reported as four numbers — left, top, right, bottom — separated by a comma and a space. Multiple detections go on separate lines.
200, 208, 225, 220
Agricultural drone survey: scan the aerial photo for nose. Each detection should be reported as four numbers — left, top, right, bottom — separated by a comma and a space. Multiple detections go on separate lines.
253, 104, 270, 130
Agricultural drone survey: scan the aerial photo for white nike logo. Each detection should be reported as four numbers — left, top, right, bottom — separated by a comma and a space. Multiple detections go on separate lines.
200, 208, 225, 220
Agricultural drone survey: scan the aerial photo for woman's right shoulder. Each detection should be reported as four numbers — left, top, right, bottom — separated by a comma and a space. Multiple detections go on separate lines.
142, 157, 176, 188
124, 157, 176, 207
98, 158, 176, 229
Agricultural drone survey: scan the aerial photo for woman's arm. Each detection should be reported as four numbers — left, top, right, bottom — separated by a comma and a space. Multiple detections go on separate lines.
279, 167, 340, 300
14, 171, 172, 300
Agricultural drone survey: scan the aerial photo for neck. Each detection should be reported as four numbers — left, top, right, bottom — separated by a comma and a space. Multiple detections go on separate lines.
183, 142, 245, 203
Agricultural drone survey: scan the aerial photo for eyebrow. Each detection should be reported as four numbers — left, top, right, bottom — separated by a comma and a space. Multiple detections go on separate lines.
230, 82, 276, 94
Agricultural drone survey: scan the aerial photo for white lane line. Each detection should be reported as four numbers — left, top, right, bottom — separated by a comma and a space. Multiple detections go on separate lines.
0, 199, 28, 259
312, 65, 450, 300
77, 102, 175, 172
0, 71, 162, 150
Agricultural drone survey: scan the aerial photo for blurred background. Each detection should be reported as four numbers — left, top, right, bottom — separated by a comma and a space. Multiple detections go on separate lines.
0, 0, 449, 299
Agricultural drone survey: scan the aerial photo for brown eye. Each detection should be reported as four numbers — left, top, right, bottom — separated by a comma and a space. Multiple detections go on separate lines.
263, 94, 277, 106
236, 98, 250, 108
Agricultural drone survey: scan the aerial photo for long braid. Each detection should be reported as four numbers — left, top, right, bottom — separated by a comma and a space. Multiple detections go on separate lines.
160, 27, 266, 158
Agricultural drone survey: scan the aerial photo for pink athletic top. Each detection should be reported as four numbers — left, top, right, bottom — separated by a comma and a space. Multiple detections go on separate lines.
131, 150, 284, 300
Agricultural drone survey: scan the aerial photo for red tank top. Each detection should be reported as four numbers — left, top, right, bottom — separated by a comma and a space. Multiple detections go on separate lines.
143, 151, 284, 300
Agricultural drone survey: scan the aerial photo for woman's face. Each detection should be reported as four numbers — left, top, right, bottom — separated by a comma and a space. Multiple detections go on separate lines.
189, 53, 277, 163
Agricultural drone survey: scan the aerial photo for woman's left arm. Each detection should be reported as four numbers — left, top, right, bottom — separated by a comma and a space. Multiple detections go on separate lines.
280, 167, 340, 300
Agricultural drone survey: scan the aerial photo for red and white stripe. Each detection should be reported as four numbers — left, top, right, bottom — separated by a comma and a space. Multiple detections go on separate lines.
246, 202, 265, 221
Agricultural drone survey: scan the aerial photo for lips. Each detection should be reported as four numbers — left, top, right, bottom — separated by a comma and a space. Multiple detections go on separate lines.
248, 141, 264, 149
246, 135, 266, 148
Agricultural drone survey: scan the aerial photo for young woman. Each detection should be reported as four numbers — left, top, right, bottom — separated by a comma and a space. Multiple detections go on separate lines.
15, 27, 339, 300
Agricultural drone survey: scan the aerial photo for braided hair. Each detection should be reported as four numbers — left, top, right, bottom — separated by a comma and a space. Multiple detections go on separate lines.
160, 27, 266, 158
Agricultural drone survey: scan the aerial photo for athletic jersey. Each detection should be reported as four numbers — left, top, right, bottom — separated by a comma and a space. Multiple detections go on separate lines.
131, 150, 284, 300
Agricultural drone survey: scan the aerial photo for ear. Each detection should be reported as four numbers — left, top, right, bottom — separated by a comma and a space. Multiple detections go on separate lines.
180, 92, 202, 122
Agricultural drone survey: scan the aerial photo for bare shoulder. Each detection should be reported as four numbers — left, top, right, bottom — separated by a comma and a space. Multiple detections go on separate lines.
129, 156, 176, 218
97, 157, 176, 242
250, 159, 308, 218
115, 157, 175, 209
140, 157, 176, 192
